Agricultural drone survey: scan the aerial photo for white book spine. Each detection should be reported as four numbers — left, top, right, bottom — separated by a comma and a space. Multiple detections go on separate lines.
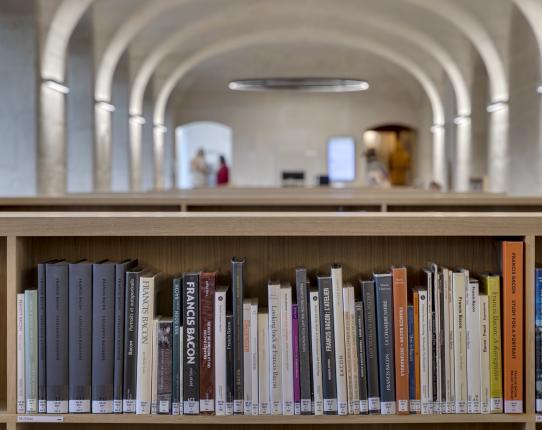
17, 293, 25, 414
447, 270, 456, 413
258, 313, 270, 415
435, 273, 442, 414
418, 290, 430, 415
453, 272, 467, 414
179, 326, 183, 416
136, 276, 155, 414
309, 290, 324, 415
331, 266, 348, 415
268, 282, 282, 415
280, 284, 294, 415
342, 288, 354, 415
479, 294, 490, 414
243, 301, 252, 415
466, 280, 481, 414
215, 290, 227, 416
151, 319, 159, 414
25, 291, 38, 413
442, 269, 451, 414
250, 300, 259, 416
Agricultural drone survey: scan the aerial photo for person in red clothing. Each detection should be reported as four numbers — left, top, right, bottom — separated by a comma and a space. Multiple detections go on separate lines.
216, 155, 229, 186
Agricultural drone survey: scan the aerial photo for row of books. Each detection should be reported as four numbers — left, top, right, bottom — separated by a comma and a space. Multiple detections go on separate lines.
16, 241, 524, 416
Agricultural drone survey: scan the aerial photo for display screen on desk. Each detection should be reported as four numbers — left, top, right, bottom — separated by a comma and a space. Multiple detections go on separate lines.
327, 136, 356, 182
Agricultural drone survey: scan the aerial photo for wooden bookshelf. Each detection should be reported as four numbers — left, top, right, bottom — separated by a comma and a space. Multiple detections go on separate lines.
0, 212, 540, 430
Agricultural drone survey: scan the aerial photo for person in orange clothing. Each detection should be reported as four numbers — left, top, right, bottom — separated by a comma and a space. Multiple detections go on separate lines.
389, 139, 411, 186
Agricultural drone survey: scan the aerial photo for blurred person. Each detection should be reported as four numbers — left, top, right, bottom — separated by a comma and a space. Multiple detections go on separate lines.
365, 148, 390, 187
190, 148, 210, 188
389, 140, 411, 186
216, 155, 229, 186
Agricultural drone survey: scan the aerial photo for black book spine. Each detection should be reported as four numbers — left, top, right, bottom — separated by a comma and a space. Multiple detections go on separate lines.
225, 313, 234, 415
374, 273, 396, 415
157, 320, 173, 414
37, 263, 47, 413
68, 262, 92, 413
122, 270, 141, 412
318, 275, 337, 415
113, 260, 137, 413
295, 268, 312, 414
231, 258, 245, 414
171, 277, 182, 415
45, 262, 69, 413
355, 301, 369, 414
92, 262, 116, 413
361, 279, 380, 414
182, 272, 200, 414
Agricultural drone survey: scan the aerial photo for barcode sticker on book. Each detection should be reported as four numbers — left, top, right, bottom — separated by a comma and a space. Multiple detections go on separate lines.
18, 416, 64, 423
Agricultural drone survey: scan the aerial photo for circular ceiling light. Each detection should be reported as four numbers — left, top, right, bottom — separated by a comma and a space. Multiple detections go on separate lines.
228, 78, 369, 92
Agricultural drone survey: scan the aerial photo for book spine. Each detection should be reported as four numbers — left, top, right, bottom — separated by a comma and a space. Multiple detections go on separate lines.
92, 263, 116, 413
268, 282, 282, 415
418, 289, 430, 415
480, 293, 490, 414
318, 276, 337, 415
434, 271, 442, 414
242, 301, 252, 415
157, 320, 173, 414
214, 288, 227, 415
179, 326, 184, 415
412, 290, 421, 414
258, 312, 270, 415
309, 290, 324, 415
374, 274, 396, 415
37, 263, 47, 413
453, 272, 467, 414
439, 273, 446, 414
68, 263, 92, 413
25, 290, 38, 413
486, 275, 503, 413
331, 265, 348, 415
466, 280, 481, 413
537, 327, 542, 413
135, 275, 156, 414
295, 268, 312, 415
392, 267, 409, 414
17, 293, 25, 414
442, 269, 452, 414
408, 305, 415, 414
250, 300, 259, 416
292, 304, 301, 415
348, 287, 360, 415
361, 280, 380, 414
182, 273, 200, 415
280, 284, 294, 415
537, 268, 542, 327
355, 301, 368, 414
225, 314, 234, 415
426, 271, 433, 415
447, 271, 456, 413
123, 271, 140, 413
151, 319, 159, 414
199, 272, 215, 413
231, 258, 245, 414
46, 263, 69, 413
342, 288, 354, 415
171, 278, 181, 415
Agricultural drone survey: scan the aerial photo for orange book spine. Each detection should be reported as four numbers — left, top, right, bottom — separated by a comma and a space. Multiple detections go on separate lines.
413, 289, 421, 413
392, 267, 409, 414
502, 241, 523, 413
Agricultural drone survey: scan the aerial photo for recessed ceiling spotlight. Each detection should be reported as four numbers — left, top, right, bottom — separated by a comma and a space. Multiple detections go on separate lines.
228, 78, 369, 92
96, 101, 116, 112
486, 100, 508, 113
43, 79, 69, 94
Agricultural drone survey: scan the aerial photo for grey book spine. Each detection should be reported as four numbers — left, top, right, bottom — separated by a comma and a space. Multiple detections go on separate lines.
361, 279, 380, 413
157, 320, 173, 414
113, 259, 137, 413
123, 270, 141, 412
45, 262, 69, 413
37, 263, 47, 413
295, 267, 312, 414
92, 261, 116, 413
171, 277, 182, 415
318, 275, 337, 415
68, 262, 92, 413
231, 258, 245, 414
225, 313, 234, 415
374, 273, 396, 414
536, 326, 542, 411
355, 301, 369, 414
182, 272, 199, 414
25, 289, 38, 413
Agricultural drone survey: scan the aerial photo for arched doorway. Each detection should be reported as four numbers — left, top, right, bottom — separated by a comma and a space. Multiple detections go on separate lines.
175, 121, 233, 189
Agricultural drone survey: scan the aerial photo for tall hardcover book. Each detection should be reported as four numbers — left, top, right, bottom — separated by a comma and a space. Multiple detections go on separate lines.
214, 286, 228, 415
446, 269, 456, 414
452, 271, 468, 413
25, 289, 38, 413
92, 260, 116, 413
292, 304, 301, 415
199, 272, 215, 413
123, 268, 144, 413
374, 273, 396, 415
466, 279, 481, 413
309, 289, 324, 415
433, 267, 442, 414
179, 325, 184, 415
268, 280, 282, 415
417, 288, 430, 415
410, 289, 421, 414
354, 301, 368, 414
331, 264, 348, 415
182, 272, 200, 415
17, 293, 25, 414
537, 327, 542, 413
46, 261, 69, 413
151, 318, 160, 414
344, 285, 360, 414
250, 299, 259, 416
258, 311, 270, 415
438, 269, 446, 414
361, 279, 380, 414
225, 314, 234, 415
135, 272, 159, 414
242, 300, 252, 415
408, 305, 415, 415
280, 283, 294, 415
231, 258, 245, 414
318, 275, 338, 415
68, 261, 92, 413
171, 277, 182, 415
295, 267, 312, 414
501, 241, 523, 413
479, 292, 490, 414
423, 269, 433, 414
441, 267, 453, 413
113, 259, 137, 413
157, 318, 173, 414
392, 267, 409, 414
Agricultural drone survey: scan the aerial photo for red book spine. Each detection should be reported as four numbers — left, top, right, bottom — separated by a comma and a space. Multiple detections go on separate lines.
199, 272, 216, 413
392, 267, 409, 414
